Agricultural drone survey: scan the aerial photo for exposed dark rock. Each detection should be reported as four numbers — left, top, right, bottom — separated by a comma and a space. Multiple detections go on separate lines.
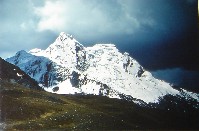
70, 71, 80, 87
137, 66, 145, 77
52, 86, 59, 92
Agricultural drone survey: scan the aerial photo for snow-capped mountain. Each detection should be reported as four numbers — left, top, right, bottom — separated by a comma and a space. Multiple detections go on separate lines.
6, 32, 199, 104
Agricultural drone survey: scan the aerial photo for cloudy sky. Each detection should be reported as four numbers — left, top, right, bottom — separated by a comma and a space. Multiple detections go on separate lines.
0, 0, 198, 88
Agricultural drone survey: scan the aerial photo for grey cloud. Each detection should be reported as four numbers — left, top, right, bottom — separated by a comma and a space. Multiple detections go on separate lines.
0, 0, 50, 58
33, 0, 160, 41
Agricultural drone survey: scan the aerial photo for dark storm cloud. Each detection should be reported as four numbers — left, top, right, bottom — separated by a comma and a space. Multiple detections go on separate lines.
152, 68, 199, 92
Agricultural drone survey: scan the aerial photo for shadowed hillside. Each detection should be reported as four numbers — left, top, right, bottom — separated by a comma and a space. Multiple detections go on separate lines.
0, 81, 199, 130
0, 57, 42, 90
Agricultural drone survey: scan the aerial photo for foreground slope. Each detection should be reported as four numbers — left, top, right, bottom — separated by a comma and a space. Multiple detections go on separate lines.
0, 57, 41, 90
0, 81, 199, 130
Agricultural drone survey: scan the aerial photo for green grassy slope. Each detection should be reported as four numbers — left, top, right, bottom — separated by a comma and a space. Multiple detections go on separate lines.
0, 81, 198, 130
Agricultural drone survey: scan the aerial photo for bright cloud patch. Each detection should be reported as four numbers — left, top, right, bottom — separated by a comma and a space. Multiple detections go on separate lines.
33, 0, 155, 38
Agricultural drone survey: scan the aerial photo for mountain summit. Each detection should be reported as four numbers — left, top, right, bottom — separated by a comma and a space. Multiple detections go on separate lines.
6, 32, 199, 104
29, 32, 85, 69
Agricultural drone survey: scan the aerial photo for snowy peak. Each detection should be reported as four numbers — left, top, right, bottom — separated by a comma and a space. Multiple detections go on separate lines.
58, 32, 74, 42
49, 32, 77, 49
15, 50, 33, 59
30, 32, 87, 71
5, 32, 199, 104
47, 32, 82, 51
7, 50, 34, 65
15, 50, 29, 56
6, 52, 69, 88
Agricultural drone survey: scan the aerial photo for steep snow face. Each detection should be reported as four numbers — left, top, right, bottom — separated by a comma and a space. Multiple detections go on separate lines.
7, 51, 49, 84
6, 51, 69, 87
6, 32, 199, 104
30, 32, 88, 71
82, 44, 180, 103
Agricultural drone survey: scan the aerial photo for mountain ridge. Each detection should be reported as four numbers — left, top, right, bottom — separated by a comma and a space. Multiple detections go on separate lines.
6, 32, 199, 104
